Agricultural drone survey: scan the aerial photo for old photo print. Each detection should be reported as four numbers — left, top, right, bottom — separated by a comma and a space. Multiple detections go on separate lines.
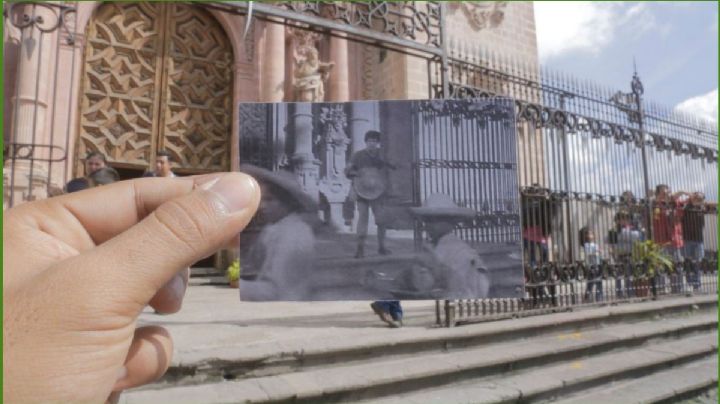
238, 98, 523, 301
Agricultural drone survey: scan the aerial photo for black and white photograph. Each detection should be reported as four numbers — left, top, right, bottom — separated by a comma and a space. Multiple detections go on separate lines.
238, 98, 523, 301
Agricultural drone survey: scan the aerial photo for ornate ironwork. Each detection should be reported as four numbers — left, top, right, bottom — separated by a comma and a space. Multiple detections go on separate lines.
275, 2, 443, 48
3, 143, 66, 163
4, 2, 77, 42
445, 82, 711, 159
416, 98, 515, 128
416, 159, 515, 170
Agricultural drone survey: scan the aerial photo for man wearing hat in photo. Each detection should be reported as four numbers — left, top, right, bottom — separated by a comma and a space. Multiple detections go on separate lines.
370, 193, 490, 328
238, 165, 319, 301
411, 193, 490, 299
345, 130, 395, 258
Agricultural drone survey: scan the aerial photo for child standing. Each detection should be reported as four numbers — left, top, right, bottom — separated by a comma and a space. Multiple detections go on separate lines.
582, 229, 603, 302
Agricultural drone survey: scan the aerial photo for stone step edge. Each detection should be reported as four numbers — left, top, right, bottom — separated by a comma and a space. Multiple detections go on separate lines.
243, 324, 720, 404
359, 332, 718, 404
510, 334, 717, 404
167, 295, 716, 371
552, 356, 718, 404
128, 315, 717, 402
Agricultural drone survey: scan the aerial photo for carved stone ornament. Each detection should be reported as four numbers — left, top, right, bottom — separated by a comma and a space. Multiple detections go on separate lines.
318, 105, 350, 179
448, 2, 507, 31
289, 27, 334, 102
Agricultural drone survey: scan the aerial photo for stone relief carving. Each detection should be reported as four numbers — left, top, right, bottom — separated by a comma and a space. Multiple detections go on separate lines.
290, 28, 334, 102
318, 105, 350, 179
448, 2, 507, 31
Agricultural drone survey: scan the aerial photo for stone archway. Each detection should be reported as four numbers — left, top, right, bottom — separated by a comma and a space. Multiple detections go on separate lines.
76, 2, 234, 176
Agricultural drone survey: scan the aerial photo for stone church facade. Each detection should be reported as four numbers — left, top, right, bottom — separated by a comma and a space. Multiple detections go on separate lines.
3, 2, 538, 206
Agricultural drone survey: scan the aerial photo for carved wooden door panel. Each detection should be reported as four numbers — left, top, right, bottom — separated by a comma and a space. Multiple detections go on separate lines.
78, 2, 232, 174
160, 4, 233, 172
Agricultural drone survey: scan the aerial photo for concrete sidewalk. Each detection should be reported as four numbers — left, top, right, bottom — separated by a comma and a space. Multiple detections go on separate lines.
138, 284, 440, 365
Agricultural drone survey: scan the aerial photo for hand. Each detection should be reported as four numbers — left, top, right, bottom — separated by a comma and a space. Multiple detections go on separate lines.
3, 173, 260, 403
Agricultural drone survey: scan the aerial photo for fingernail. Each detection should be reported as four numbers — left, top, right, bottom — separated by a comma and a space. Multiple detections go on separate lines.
167, 273, 186, 302
206, 174, 258, 214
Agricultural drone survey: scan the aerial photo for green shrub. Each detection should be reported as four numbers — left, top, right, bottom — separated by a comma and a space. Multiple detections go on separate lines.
631, 240, 673, 278
226, 259, 240, 281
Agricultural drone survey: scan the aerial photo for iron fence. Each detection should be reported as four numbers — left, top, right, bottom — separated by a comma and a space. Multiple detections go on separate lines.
431, 48, 718, 326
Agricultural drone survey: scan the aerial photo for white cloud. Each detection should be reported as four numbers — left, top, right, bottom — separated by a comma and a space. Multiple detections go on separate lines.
675, 89, 718, 123
534, 2, 657, 61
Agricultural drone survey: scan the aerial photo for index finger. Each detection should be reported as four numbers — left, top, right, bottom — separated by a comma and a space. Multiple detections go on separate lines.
12, 174, 225, 251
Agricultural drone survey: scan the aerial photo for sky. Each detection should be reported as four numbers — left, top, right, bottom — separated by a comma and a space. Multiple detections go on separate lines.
534, 1, 718, 123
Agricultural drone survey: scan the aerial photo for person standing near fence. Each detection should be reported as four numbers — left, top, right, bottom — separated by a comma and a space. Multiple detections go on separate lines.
652, 184, 685, 261
609, 210, 644, 298
521, 186, 556, 307
682, 192, 706, 291
581, 228, 603, 302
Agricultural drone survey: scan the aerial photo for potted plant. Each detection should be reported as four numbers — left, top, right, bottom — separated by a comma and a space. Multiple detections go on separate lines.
226, 259, 240, 288
631, 240, 673, 297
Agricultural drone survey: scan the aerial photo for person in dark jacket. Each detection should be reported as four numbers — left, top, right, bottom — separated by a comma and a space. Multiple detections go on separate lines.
682, 192, 706, 290
65, 151, 107, 193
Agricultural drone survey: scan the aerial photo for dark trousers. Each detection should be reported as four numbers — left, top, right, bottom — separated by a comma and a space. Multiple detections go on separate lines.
524, 240, 556, 306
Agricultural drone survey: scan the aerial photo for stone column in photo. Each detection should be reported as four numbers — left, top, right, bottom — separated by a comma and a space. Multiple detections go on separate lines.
289, 102, 321, 201
4, 4, 57, 206
260, 20, 285, 102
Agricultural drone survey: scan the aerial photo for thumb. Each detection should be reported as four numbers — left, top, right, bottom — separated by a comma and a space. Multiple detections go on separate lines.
57, 173, 260, 313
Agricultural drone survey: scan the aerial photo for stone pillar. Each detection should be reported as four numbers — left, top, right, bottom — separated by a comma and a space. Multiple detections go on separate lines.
289, 103, 320, 201
4, 4, 56, 206
260, 21, 285, 102
328, 34, 349, 102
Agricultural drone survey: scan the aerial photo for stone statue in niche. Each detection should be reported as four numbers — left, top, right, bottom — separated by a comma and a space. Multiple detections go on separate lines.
318, 105, 350, 179
291, 29, 334, 102
316, 105, 352, 229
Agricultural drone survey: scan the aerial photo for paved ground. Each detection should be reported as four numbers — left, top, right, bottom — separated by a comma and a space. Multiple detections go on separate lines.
138, 283, 441, 365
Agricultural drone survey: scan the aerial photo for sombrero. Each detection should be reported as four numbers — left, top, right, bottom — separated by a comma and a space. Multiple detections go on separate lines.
410, 193, 477, 220
239, 164, 317, 212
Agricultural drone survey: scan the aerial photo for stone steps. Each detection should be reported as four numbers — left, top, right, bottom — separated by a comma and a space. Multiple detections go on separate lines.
364, 333, 717, 404
144, 296, 716, 386
121, 296, 717, 404
552, 356, 717, 404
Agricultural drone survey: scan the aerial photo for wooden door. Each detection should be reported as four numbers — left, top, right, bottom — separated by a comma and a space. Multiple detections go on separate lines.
77, 2, 233, 176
